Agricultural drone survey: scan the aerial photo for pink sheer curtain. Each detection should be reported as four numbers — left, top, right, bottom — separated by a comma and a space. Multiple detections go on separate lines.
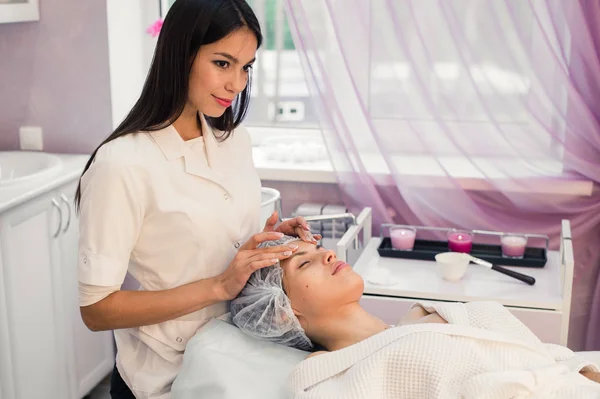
284, 0, 600, 350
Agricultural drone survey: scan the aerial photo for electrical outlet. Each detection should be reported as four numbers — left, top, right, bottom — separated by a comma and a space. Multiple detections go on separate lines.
269, 101, 306, 122
19, 126, 43, 151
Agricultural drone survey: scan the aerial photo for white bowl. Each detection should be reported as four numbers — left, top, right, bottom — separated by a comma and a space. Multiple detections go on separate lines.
435, 252, 470, 282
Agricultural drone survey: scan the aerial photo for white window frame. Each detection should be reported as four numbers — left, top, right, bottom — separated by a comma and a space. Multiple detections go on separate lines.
106, 0, 159, 129
159, 0, 171, 17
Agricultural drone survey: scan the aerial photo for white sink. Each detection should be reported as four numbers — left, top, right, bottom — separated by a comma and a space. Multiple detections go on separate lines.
0, 151, 63, 187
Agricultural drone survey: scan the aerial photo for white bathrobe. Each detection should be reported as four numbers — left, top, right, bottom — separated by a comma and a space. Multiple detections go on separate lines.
287, 301, 600, 398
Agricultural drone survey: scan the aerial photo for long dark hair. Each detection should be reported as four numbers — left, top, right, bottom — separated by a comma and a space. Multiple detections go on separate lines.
75, 0, 262, 211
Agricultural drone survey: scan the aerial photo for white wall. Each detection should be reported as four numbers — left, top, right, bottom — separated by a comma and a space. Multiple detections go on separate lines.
106, 0, 159, 129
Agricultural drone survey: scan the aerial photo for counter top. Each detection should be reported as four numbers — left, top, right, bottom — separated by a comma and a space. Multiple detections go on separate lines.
353, 237, 564, 310
0, 154, 88, 214
252, 147, 594, 196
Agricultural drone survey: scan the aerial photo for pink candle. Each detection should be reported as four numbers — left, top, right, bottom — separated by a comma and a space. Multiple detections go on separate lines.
447, 231, 473, 253
501, 235, 527, 258
390, 227, 416, 251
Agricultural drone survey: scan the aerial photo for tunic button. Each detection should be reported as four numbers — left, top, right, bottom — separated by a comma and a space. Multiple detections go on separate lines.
176, 337, 183, 343
234, 242, 240, 249
224, 193, 229, 200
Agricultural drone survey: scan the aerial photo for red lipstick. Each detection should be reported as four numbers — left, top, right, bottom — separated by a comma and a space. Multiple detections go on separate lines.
213, 95, 233, 107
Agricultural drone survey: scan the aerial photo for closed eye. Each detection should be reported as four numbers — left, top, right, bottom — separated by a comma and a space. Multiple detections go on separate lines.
296, 245, 323, 269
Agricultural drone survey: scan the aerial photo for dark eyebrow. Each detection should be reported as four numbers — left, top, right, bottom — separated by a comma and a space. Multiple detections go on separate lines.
288, 244, 323, 261
213, 52, 256, 65
288, 251, 307, 260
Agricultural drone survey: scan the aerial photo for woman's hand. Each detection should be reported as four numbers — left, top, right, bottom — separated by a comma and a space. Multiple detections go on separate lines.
262, 211, 322, 243
214, 231, 300, 301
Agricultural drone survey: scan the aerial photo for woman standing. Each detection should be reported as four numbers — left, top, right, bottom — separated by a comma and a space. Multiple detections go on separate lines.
76, 1, 316, 397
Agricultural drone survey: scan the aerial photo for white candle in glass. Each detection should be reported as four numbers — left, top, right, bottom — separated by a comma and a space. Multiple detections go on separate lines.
501, 235, 527, 258
390, 227, 417, 251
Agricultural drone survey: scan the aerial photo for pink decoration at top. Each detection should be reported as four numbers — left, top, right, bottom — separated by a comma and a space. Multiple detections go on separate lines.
146, 18, 164, 38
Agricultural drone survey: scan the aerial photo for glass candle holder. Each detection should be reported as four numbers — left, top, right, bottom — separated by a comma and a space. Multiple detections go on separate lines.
390, 226, 417, 251
501, 234, 527, 259
447, 229, 473, 253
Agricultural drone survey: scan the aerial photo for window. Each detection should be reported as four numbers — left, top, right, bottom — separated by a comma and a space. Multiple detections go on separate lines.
364, 0, 569, 159
370, 1, 537, 124
160, 0, 317, 128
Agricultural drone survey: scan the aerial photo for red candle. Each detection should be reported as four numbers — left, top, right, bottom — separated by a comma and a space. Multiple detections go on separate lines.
447, 231, 473, 253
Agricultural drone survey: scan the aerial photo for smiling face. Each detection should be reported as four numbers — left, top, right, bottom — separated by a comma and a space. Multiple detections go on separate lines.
188, 27, 257, 117
280, 241, 364, 322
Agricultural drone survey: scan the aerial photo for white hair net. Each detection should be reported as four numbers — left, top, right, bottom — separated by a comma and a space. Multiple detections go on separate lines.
230, 235, 314, 351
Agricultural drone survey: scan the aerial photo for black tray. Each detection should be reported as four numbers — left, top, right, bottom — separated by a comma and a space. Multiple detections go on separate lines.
377, 237, 547, 268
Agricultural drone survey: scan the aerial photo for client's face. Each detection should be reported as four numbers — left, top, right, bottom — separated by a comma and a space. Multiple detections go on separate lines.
280, 241, 364, 320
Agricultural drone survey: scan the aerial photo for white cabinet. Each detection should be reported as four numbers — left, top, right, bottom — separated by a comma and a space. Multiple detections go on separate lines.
0, 189, 69, 399
59, 181, 115, 398
335, 210, 575, 348
0, 178, 114, 399
359, 295, 565, 344
351, 220, 575, 347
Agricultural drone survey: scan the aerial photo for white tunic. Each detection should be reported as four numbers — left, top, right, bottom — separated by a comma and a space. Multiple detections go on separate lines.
77, 119, 261, 398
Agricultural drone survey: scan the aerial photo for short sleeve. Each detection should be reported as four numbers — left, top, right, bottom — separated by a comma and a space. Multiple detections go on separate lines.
78, 160, 146, 286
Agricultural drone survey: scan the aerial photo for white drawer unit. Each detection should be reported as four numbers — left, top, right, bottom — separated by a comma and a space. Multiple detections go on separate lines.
336, 210, 574, 347
0, 155, 115, 399
359, 296, 564, 344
